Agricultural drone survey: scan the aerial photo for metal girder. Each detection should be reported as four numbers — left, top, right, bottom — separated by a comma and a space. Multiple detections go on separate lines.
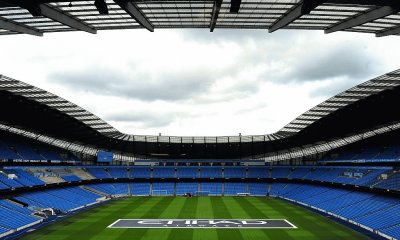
61, 109, 86, 113
325, 6, 400, 34
210, 0, 222, 32
94, 0, 108, 14
335, 95, 365, 99
114, 0, 154, 32
230, 0, 241, 13
0, 86, 33, 90
0, 16, 42, 36
283, 126, 303, 130
22, 95, 58, 100
35, 4, 97, 34
327, 0, 400, 6
376, 25, 400, 37
345, 90, 376, 95
325, 100, 355, 104
269, 0, 327, 33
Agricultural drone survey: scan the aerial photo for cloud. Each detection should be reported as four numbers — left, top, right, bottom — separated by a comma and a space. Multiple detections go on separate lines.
309, 77, 365, 98
104, 111, 177, 128
281, 44, 375, 82
49, 68, 215, 102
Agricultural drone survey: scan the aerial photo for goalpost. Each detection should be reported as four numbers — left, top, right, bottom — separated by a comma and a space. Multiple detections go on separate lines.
151, 190, 168, 196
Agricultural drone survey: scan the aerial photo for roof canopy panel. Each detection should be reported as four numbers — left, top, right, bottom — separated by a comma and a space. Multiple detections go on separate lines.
1, 0, 400, 36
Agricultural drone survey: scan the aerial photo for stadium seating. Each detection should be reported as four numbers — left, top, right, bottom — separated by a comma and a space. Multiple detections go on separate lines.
199, 182, 222, 195
176, 167, 198, 178
86, 168, 111, 179
200, 167, 222, 178
270, 183, 400, 240
247, 166, 268, 178
271, 167, 291, 178
153, 166, 175, 178
224, 182, 246, 195
248, 183, 268, 196
176, 182, 197, 195
131, 182, 150, 195
130, 167, 151, 178
62, 175, 81, 181
374, 172, 400, 190
88, 183, 129, 196
224, 166, 245, 178
0, 205, 39, 230
107, 168, 128, 178
152, 181, 174, 195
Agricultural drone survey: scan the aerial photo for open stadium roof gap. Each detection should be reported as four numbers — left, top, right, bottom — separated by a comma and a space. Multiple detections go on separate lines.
1, 0, 400, 36
1, 69, 400, 160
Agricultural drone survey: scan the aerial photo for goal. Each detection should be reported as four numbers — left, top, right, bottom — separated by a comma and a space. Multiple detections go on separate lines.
151, 190, 168, 196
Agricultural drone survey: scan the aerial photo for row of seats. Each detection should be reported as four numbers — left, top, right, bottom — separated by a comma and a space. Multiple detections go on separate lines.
0, 138, 78, 162
270, 183, 400, 240
18, 166, 398, 191
322, 144, 400, 163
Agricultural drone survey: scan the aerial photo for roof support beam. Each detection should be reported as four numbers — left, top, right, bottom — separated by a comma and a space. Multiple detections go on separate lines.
36, 4, 96, 34
230, 0, 241, 13
325, 6, 400, 34
269, 0, 326, 33
376, 25, 400, 37
210, 0, 222, 32
0, 16, 42, 36
114, 0, 153, 32
94, 0, 108, 14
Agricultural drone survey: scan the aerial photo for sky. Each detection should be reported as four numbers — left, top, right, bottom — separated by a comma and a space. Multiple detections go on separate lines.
0, 29, 399, 136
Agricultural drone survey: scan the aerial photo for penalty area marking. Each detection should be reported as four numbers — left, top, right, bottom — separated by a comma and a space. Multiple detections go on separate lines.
107, 219, 297, 229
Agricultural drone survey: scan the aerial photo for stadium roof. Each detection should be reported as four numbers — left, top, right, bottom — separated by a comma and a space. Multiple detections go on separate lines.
1, 69, 400, 160
1, 0, 400, 37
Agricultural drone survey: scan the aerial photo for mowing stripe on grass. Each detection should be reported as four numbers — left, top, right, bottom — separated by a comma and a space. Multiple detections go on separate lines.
210, 197, 244, 240
192, 197, 218, 240
233, 197, 294, 240
61, 197, 150, 240
166, 197, 198, 240
115, 197, 176, 240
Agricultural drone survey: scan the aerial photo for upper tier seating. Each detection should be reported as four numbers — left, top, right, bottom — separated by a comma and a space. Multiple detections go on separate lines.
200, 167, 222, 178
224, 166, 245, 178
153, 166, 175, 178
176, 167, 198, 178
86, 168, 111, 179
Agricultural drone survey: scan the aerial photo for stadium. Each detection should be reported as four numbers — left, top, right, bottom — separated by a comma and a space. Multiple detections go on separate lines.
1, 0, 400, 239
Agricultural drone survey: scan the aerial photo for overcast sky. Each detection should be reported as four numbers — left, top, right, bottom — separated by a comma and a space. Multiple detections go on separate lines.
0, 29, 399, 136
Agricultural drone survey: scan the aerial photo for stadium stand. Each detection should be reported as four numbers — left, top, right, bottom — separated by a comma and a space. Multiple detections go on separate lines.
198, 182, 222, 195
271, 183, 400, 240
248, 183, 268, 196
200, 167, 222, 178
176, 182, 198, 195
247, 166, 268, 178
152, 181, 174, 195
153, 166, 175, 178
130, 167, 151, 178
224, 166, 246, 178
107, 167, 128, 178
130, 182, 150, 195
86, 168, 111, 179
176, 166, 198, 178
224, 182, 247, 195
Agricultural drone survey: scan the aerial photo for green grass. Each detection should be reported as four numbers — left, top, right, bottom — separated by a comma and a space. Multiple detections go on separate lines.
20, 197, 370, 240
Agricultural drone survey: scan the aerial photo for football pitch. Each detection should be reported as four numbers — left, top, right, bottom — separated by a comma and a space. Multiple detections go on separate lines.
20, 197, 370, 240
